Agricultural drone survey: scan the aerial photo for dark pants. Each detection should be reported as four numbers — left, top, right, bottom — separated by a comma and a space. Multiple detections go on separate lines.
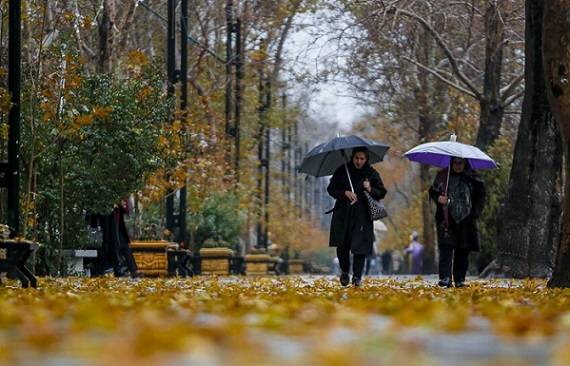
113, 232, 138, 276
114, 245, 138, 276
438, 246, 469, 281
337, 246, 366, 279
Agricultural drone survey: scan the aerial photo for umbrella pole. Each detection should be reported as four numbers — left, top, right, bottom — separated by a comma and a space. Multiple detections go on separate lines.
344, 162, 355, 193
445, 164, 451, 195
341, 150, 355, 193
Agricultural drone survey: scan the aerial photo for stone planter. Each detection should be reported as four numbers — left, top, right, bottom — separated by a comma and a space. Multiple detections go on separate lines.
288, 259, 304, 274
130, 241, 178, 277
199, 248, 233, 275
245, 254, 277, 275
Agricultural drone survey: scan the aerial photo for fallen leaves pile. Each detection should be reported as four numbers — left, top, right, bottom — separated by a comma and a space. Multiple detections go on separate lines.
1, 276, 570, 365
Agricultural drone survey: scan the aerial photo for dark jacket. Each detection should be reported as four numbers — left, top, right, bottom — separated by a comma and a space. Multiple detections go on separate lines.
87, 206, 131, 275
327, 162, 387, 255
429, 168, 486, 252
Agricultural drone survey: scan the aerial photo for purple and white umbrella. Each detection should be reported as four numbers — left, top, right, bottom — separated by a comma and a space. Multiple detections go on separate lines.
403, 134, 497, 194
403, 136, 498, 170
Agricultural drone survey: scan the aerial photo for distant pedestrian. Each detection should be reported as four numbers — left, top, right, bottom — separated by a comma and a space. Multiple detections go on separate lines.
327, 147, 387, 287
430, 157, 485, 288
404, 231, 424, 275
381, 250, 393, 275
89, 200, 141, 278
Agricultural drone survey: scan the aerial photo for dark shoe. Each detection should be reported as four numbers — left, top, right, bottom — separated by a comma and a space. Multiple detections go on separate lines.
340, 272, 350, 286
455, 280, 466, 288
352, 276, 362, 287
438, 277, 452, 288
131, 271, 143, 279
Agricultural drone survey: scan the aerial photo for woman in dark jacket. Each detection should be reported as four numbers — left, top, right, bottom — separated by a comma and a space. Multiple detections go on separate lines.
429, 157, 485, 288
327, 147, 387, 287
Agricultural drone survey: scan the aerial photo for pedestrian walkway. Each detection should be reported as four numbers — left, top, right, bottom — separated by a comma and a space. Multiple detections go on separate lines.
0, 276, 567, 365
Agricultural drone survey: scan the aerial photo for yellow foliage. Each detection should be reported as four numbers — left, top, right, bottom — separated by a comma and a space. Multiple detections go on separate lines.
92, 106, 113, 119
0, 278, 568, 364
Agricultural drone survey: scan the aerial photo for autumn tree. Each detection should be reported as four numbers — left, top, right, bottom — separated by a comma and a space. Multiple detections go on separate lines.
544, 0, 570, 287
480, 0, 563, 279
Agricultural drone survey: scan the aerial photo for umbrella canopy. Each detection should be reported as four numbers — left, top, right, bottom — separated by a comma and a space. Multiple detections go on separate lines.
299, 135, 390, 177
403, 140, 497, 170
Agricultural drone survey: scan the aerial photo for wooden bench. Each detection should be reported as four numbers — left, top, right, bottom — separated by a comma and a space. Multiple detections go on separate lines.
167, 248, 193, 277
0, 239, 39, 288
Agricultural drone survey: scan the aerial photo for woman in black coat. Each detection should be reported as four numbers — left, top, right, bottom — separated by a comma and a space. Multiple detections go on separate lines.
327, 147, 387, 287
429, 157, 485, 288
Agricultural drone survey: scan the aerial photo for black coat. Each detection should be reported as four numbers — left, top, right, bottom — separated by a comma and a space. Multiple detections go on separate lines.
429, 168, 486, 252
87, 208, 131, 274
327, 163, 387, 255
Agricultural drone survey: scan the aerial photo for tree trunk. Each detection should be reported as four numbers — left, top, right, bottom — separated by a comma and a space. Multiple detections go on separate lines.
476, 1, 505, 151
98, 0, 115, 73
481, 0, 562, 279
420, 164, 436, 272
416, 28, 439, 273
544, 0, 570, 288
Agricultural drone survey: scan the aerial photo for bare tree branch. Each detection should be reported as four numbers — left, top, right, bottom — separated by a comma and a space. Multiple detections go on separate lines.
402, 56, 478, 98
386, 6, 482, 99
500, 73, 524, 101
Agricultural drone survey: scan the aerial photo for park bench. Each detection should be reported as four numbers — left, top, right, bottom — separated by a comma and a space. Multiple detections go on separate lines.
167, 247, 193, 277
0, 239, 39, 288
59, 249, 98, 276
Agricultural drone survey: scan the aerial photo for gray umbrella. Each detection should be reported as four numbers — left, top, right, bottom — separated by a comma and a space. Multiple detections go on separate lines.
299, 135, 390, 182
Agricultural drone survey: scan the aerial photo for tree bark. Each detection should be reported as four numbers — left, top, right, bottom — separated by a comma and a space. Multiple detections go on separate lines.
98, 0, 115, 73
544, 0, 570, 288
415, 28, 439, 274
481, 0, 562, 279
476, 1, 506, 150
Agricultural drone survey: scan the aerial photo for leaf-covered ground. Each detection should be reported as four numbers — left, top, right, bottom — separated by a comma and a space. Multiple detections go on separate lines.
1, 276, 570, 365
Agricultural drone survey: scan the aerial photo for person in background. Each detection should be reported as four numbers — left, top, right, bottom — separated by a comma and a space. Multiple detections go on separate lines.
111, 199, 141, 278
87, 200, 141, 278
381, 250, 393, 275
404, 231, 424, 275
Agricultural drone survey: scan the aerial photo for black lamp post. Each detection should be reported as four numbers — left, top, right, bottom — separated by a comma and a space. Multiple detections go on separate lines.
7, 0, 21, 236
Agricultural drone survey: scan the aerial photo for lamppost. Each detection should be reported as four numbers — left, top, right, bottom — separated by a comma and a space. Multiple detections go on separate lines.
6, 0, 21, 236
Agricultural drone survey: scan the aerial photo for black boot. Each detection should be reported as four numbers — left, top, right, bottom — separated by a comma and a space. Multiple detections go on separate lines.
340, 272, 350, 286
352, 276, 362, 287
454, 279, 466, 288
438, 277, 452, 288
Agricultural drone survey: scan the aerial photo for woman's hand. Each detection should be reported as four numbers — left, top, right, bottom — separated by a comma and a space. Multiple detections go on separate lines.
363, 179, 371, 192
345, 190, 358, 204
438, 194, 449, 205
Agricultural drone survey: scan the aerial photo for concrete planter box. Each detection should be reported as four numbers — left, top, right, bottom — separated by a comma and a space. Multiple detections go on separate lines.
130, 240, 178, 277
288, 259, 304, 274
245, 254, 279, 275
199, 248, 233, 275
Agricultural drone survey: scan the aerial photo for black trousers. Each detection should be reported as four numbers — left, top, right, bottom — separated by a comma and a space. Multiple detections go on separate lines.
337, 246, 366, 279
114, 245, 138, 275
438, 246, 469, 281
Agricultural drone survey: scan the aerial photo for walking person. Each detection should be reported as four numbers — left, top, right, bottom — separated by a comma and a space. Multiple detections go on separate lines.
404, 231, 424, 275
430, 157, 486, 288
327, 147, 387, 287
